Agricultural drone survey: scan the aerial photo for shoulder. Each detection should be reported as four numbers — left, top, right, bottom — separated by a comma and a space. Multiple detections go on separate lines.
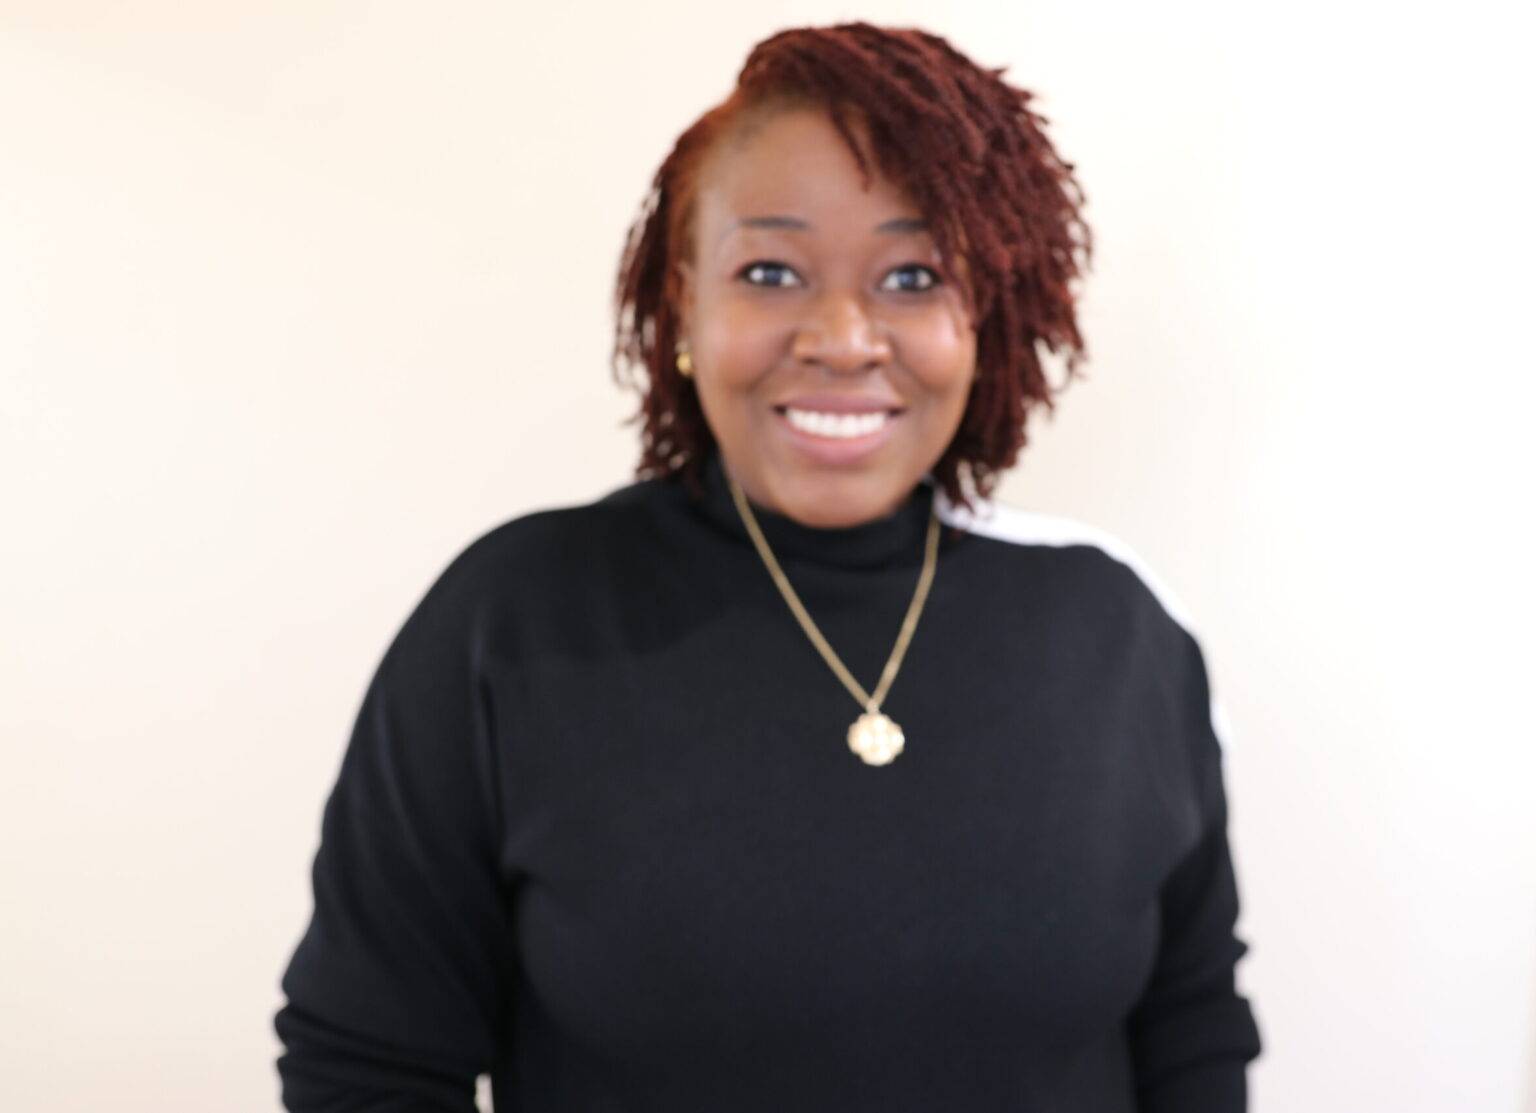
935, 490, 1234, 752
442, 475, 660, 582
394, 475, 664, 638
935, 492, 1197, 633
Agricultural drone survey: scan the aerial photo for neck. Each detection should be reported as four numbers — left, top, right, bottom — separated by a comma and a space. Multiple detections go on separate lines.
687, 446, 940, 571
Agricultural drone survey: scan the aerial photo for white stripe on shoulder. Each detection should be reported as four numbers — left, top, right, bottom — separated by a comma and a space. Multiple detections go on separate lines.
933, 488, 1234, 753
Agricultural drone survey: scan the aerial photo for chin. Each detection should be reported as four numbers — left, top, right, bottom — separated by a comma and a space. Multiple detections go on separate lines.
778, 473, 902, 529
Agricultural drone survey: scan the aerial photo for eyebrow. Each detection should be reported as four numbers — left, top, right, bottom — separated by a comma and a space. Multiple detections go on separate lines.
731, 215, 928, 234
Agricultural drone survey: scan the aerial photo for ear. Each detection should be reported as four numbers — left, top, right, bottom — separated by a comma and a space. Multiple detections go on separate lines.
673, 259, 695, 342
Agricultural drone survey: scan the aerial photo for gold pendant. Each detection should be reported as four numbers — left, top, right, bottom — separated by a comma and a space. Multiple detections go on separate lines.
847, 711, 904, 766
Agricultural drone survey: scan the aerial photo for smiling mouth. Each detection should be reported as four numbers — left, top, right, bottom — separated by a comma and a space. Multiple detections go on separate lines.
771, 405, 905, 439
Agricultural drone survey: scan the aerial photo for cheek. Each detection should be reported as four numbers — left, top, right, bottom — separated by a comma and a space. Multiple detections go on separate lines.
695, 297, 787, 389
903, 312, 977, 397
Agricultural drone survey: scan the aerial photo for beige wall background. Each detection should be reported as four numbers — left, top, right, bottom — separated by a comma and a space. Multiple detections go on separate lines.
3, 2, 1532, 1110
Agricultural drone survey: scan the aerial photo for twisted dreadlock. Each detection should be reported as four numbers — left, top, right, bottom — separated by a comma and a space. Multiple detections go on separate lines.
611, 21, 1092, 512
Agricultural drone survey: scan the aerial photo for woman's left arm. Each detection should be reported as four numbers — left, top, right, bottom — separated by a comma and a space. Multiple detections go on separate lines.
1125, 641, 1264, 1112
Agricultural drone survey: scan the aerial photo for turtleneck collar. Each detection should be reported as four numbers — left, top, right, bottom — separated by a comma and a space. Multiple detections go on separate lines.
689, 446, 940, 571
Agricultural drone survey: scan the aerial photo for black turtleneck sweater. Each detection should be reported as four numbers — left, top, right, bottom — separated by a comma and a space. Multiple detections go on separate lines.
274, 448, 1263, 1111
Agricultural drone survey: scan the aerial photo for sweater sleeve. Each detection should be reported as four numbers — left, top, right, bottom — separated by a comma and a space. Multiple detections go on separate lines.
274, 548, 510, 1111
1125, 638, 1263, 1112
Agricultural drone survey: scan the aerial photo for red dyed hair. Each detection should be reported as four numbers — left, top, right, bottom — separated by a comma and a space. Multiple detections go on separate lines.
610, 21, 1093, 512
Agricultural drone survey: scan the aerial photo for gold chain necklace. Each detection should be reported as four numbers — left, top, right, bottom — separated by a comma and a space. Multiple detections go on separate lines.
726, 472, 942, 766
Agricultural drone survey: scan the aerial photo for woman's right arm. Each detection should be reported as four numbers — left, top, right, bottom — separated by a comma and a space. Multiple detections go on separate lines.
274, 547, 510, 1111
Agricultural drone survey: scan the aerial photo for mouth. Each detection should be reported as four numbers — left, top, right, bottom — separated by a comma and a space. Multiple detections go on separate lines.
771, 404, 905, 439
769, 403, 905, 465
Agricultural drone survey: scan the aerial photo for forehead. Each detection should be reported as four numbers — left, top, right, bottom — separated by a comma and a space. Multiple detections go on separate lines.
693, 108, 923, 236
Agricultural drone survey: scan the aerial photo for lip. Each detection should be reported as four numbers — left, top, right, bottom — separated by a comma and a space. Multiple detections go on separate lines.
772, 393, 906, 414
770, 403, 902, 467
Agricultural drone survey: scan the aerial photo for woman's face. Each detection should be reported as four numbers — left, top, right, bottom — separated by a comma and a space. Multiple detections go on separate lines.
676, 107, 977, 528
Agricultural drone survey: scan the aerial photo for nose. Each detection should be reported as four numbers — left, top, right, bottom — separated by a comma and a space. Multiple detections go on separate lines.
791, 290, 892, 374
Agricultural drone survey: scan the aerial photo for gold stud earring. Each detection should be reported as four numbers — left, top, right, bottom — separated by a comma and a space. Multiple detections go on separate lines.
675, 344, 694, 377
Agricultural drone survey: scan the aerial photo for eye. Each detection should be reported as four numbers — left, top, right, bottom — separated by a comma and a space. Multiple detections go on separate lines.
736, 260, 803, 289
880, 264, 941, 293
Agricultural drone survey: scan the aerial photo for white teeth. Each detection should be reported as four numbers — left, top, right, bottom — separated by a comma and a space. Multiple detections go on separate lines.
783, 408, 890, 439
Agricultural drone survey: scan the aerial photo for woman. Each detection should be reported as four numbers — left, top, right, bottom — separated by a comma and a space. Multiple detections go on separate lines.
274, 21, 1262, 1111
